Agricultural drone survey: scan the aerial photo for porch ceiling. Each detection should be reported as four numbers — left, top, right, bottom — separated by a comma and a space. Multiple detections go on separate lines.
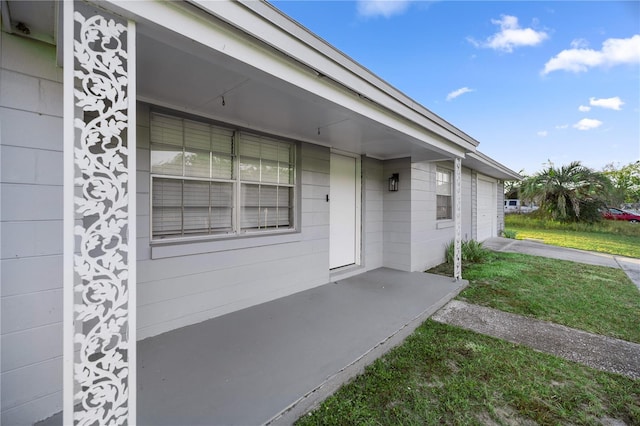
136, 28, 453, 161
2, 0, 459, 161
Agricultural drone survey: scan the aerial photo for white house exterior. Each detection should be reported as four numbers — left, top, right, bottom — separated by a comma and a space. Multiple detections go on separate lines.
0, 1, 520, 424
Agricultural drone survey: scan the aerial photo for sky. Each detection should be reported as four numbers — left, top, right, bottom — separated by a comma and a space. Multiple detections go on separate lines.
270, 0, 640, 175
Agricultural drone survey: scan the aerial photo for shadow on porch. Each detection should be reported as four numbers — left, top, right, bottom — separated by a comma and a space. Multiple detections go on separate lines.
137, 268, 466, 425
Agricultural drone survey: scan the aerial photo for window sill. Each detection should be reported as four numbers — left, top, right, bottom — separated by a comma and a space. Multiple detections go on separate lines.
150, 231, 302, 259
436, 220, 454, 229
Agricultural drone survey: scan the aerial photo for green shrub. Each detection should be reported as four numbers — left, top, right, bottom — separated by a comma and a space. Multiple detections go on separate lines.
502, 229, 517, 239
445, 239, 490, 264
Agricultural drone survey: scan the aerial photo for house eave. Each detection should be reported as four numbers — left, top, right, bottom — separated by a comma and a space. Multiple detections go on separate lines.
463, 151, 522, 181
186, 0, 479, 153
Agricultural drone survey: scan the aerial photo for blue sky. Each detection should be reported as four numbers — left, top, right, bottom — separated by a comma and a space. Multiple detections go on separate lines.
270, 1, 640, 175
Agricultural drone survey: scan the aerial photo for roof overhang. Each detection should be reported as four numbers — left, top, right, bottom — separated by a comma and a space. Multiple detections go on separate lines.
462, 151, 522, 181
2, 0, 520, 176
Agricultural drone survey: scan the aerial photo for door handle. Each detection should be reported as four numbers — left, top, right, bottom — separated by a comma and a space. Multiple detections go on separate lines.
326, 194, 330, 202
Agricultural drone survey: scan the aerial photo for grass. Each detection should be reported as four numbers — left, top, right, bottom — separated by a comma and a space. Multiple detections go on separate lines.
430, 251, 640, 343
297, 243, 640, 425
297, 321, 640, 426
504, 214, 640, 258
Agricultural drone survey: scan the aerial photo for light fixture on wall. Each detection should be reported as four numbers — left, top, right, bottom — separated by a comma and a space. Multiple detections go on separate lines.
388, 173, 399, 192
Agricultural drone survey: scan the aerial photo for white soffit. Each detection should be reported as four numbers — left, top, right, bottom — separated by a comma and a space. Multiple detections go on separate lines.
106, 0, 469, 159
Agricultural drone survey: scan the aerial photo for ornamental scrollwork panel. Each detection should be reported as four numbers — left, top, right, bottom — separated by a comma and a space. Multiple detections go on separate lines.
72, 5, 131, 425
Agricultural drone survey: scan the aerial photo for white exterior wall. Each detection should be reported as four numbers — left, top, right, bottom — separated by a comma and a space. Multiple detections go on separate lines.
409, 161, 457, 272
362, 157, 384, 271
0, 33, 64, 425
461, 167, 473, 241
497, 180, 505, 235
382, 158, 412, 271
136, 103, 334, 339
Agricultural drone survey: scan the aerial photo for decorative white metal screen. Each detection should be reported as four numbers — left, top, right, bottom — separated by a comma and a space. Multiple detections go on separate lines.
454, 158, 462, 280
64, 1, 136, 424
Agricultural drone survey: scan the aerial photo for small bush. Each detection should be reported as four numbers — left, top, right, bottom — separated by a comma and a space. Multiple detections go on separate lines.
445, 239, 490, 264
502, 229, 517, 239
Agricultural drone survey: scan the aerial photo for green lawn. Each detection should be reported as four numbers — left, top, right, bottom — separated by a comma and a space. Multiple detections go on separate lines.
296, 225, 640, 425
449, 252, 640, 343
297, 321, 640, 426
504, 215, 640, 258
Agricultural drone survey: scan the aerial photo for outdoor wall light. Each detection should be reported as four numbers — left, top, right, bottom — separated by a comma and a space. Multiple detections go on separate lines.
388, 173, 399, 191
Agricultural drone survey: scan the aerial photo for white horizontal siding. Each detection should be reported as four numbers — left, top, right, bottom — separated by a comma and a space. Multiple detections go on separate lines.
409, 161, 460, 272
382, 158, 411, 271
137, 103, 331, 339
1, 32, 64, 425
362, 157, 383, 271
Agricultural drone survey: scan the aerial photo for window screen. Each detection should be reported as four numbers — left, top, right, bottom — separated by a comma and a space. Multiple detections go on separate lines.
436, 168, 452, 220
150, 112, 295, 240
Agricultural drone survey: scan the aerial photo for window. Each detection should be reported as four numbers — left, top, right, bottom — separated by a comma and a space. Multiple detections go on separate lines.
150, 112, 295, 240
436, 168, 452, 220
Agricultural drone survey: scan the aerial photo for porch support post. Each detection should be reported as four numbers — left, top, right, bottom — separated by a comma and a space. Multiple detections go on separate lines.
63, 1, 136, 424
453, 157, 462, 281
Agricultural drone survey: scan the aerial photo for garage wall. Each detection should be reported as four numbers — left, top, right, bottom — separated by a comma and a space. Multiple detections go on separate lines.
0, 33, 64, 426
476, 174, 498, 241
497, 180, 505, 235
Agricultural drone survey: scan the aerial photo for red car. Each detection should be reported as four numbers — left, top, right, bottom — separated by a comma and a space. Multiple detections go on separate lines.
602, 207, 640, 223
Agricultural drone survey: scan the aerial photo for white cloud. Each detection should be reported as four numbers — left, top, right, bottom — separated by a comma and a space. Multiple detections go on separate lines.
543, 34, 640, 74
570, 38, 589, 49
555, 124, 569, 129
468, 15, 548, 53
589, 96, 624, 110
537, 130, 548, 137
573, 118, 603, 130
578, 105, 591, 112
446, 87, 474, 101
357, 0, 411, 18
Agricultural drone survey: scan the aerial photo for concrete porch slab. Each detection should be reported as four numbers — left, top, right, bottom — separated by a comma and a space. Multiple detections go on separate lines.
136, 268, 466, 425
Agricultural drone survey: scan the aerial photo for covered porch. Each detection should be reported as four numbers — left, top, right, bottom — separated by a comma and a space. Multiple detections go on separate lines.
140, 268, 465, 425
39, 268, 467, 426
41, 268, 465, 425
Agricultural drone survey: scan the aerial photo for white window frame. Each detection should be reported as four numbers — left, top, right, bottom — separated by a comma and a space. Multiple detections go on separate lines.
149, 111, 297, 242
436, 166, 453, 220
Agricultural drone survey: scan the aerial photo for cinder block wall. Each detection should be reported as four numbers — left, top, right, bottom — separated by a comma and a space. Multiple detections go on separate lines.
0, 33, 64, 425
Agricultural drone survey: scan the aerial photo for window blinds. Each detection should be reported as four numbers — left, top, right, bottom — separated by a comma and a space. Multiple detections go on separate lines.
150, 112, 295, 239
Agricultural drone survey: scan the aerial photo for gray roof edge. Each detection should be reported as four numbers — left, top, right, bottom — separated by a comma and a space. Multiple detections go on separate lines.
468, 151, 522, 181
227, 0, 481, 148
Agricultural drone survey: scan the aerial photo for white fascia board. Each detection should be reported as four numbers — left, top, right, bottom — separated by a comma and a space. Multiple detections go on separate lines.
191, 0, 478, 150
466, 151, 522, 181
105, 0, 473, 158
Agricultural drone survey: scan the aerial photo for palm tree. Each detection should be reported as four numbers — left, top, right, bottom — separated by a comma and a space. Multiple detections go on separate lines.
520, 161, 612, 222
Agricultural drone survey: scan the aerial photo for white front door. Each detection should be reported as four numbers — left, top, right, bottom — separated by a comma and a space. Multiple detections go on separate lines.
329, 152, 360, 269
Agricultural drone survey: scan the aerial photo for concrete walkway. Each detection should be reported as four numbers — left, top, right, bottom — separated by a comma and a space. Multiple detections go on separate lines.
433, 237, 640, 380
483, 237, 640, 290
432, 300, 640, 379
